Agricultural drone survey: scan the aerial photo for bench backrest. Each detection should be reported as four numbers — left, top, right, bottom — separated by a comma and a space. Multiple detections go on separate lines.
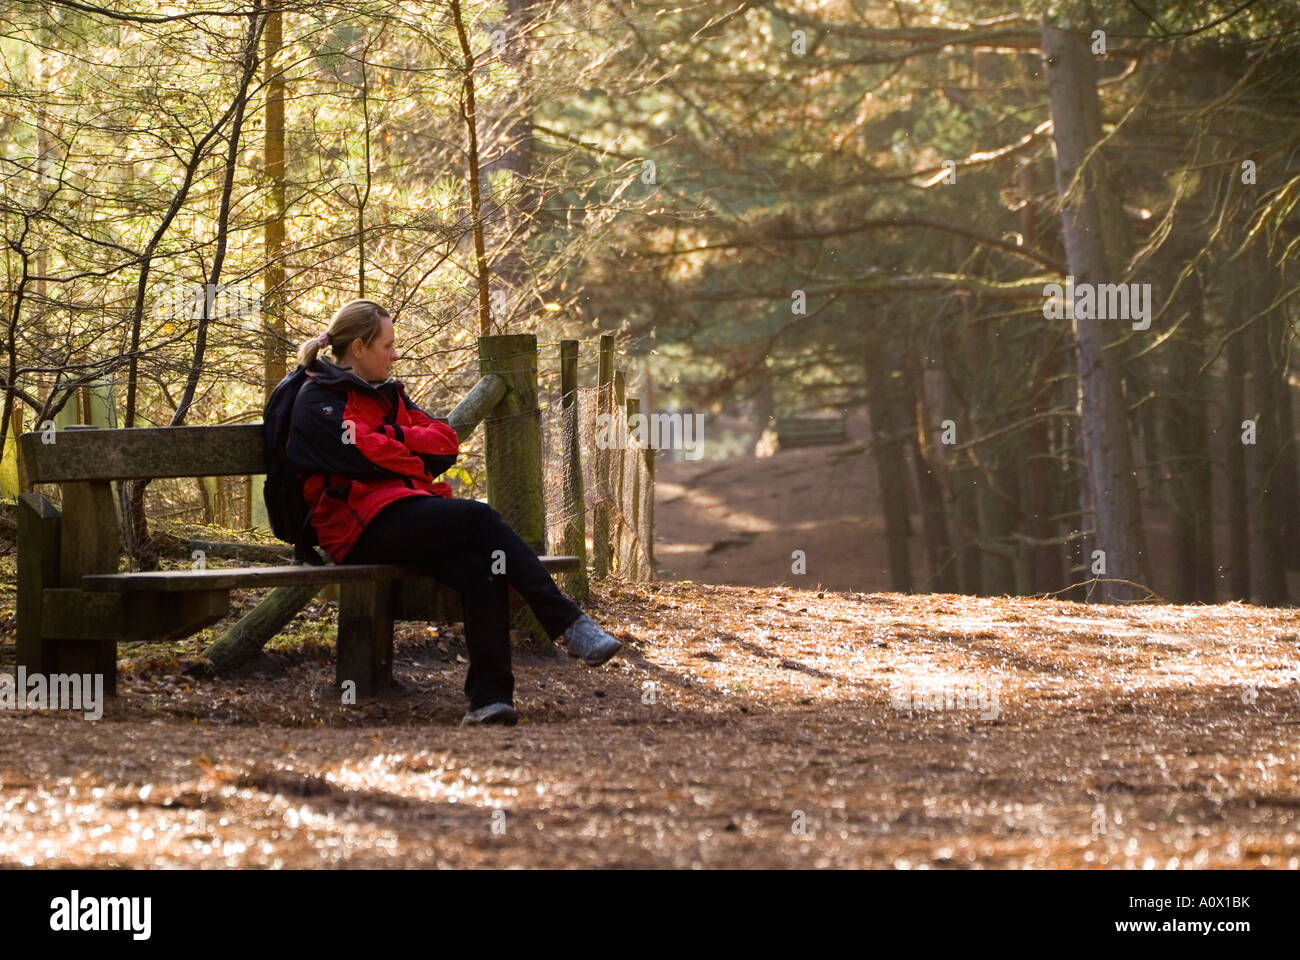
19, 424, 265, 484
17, 370, 508, 487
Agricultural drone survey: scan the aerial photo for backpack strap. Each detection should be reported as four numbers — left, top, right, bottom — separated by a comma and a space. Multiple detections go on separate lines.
292, 494, 326, 566
293, 540, 325, 566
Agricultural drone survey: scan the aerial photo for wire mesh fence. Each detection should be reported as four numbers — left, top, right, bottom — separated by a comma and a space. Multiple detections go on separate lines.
541, 373, 654, 586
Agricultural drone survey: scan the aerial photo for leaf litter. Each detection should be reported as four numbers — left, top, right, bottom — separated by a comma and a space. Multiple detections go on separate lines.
0, 581, 1297, 868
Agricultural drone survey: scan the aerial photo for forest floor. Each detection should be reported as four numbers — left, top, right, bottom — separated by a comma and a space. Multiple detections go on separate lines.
1, 424, 1297, 868
1, 570, 1298, 868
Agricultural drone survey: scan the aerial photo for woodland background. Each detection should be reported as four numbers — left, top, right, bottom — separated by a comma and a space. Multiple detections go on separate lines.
1, 0, 1298, 604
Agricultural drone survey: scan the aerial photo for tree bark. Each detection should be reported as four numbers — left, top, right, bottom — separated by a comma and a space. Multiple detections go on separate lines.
263, 7, 287, 399
259, 0, 288, 533
1275, 353, 1300, 568
1020, 161, 1067, 594
1225, 322, 1251, 600
1245, 243, 1290, 604
1163, 275, 1215, 602
904, 352, 957, 592
1041, 20, 1151, 602
864, 334, 913, 592
200, 583, 322, 674
478, 0, 538, 319
449, 0, 492, 335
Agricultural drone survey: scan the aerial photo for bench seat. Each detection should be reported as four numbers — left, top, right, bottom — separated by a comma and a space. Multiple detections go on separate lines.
64, 556, 584, 697
81, 556, 580, 592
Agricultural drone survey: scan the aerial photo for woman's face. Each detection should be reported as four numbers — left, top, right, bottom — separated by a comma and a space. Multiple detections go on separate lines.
344, 314, 397, 382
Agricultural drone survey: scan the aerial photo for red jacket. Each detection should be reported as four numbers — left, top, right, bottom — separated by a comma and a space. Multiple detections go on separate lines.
286, 357, 460, 563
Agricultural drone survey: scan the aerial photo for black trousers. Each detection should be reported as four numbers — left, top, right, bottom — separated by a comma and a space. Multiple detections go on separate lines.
342, 495, 583, 708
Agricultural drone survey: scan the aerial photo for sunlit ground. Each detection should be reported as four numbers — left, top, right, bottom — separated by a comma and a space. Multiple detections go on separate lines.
1, 581, 1298, 867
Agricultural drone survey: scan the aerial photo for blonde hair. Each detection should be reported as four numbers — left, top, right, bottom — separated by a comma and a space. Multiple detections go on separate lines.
297, 299, 390, 368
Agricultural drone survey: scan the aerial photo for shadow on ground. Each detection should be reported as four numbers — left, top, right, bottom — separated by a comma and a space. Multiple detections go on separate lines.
1, 581, 1299, 867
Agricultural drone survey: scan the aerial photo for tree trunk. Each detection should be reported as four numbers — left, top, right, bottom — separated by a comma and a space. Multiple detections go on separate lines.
1245, 244, 1289, 604
478, 0, 538, 319
752, 362, 774, 453
1060, 386, 1089, 602
1225, 324, 1251, 600
1024, 405, 1065, 593
1163, 278, 1215, 602
449, 0, 492, 334
905, 353, 957, 592
263, 6, 287, 399
1023, 217, 1068, 604
864, 335, 913, 592
1042, 20, 1150, 602
197, 476, 215, 524
941, 294, 983, 595
258, 6, 288, 532
201, 583, 323, 673
1275, 354, 1300, 568
980, 461, 1019, 596
947, 454, 984, 595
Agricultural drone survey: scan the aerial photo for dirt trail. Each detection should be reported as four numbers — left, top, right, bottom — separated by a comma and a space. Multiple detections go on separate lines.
1, 582, 1298, 868
653, 433, 891, 593
652, 420, 1300, 600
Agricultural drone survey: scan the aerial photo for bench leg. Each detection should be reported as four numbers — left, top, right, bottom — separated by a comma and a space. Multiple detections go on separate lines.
16, 493, 61, 677
18, 494, 120, 696
337, 580, 394, 698
55, 639, 118, 697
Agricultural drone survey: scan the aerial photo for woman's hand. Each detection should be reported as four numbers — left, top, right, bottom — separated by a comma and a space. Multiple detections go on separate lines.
397, 389, 460, 456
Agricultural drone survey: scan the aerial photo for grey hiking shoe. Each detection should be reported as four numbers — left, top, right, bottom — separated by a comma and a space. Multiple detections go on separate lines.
461, 702, 518, 726
563, 614, 623, 666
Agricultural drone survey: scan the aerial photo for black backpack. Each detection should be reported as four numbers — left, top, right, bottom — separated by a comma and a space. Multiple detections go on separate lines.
262, 365, 326, 566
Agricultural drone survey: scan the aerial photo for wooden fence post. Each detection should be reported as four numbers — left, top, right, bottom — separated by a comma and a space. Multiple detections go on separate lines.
592, 334, 615, 577
612, 369, 626, 576
479, 334, 546, 554
479, 334, 549, 644
560, 340, 589, 602
624, 396, 642, 581
642, 420, 656, 581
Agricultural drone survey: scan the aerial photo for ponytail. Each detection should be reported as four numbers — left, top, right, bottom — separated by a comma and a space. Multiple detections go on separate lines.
296, 299, 390, 368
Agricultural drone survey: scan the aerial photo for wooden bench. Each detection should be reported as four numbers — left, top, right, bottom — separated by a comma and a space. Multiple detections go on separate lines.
775, 413, 848, 449
16, 422, 578, 698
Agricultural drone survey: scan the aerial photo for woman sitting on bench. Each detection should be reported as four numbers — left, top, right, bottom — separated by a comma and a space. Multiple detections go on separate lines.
288, 298, 622, 726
